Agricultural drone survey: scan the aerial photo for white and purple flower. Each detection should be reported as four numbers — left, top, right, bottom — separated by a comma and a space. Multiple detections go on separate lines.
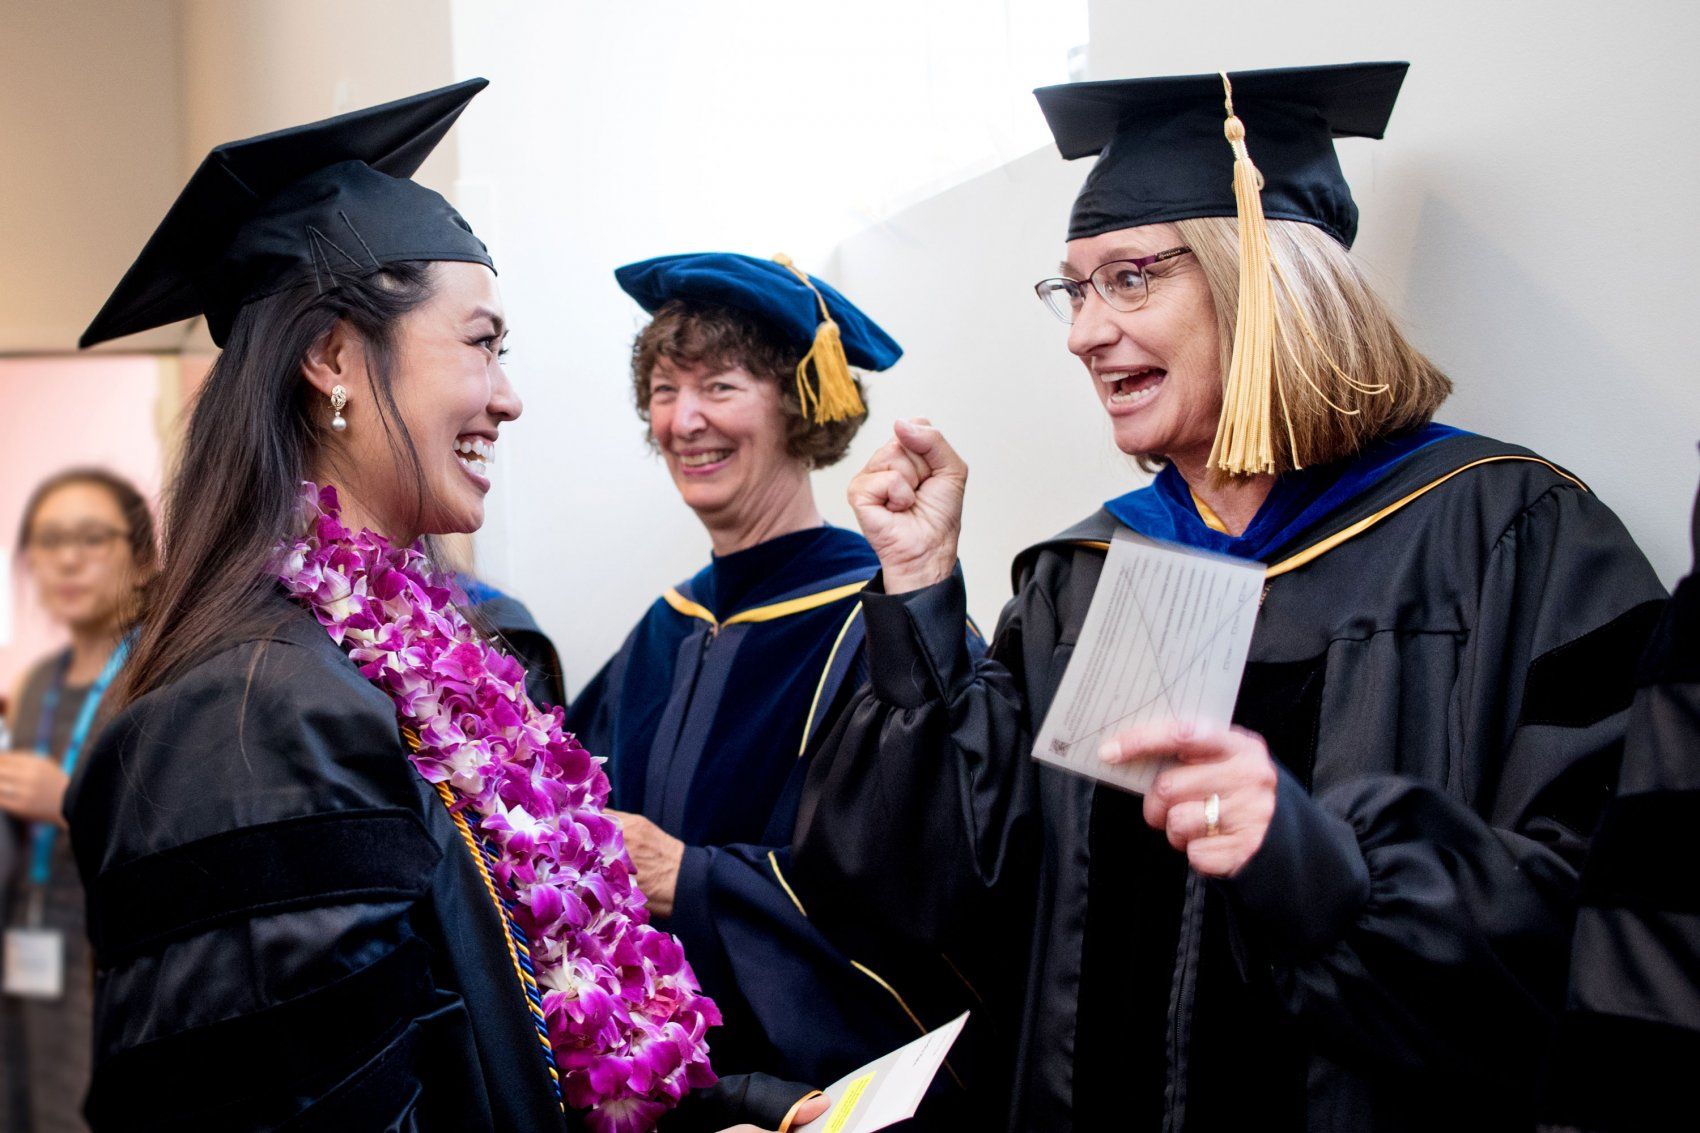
275, 484, 719, 1131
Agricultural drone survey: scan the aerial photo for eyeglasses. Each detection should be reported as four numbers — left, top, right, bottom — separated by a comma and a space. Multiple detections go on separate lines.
1033, 247, 1194, 324
24, 526, 129, 559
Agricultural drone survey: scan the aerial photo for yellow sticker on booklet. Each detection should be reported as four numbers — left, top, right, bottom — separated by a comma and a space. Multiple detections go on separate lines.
822, 1073, 874, 1133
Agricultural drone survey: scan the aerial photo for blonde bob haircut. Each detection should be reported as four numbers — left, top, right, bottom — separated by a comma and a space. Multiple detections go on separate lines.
1172, 215, 1453, 474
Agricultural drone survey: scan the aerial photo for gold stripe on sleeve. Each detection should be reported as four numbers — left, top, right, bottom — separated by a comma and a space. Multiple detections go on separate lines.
797, 606, 864, 757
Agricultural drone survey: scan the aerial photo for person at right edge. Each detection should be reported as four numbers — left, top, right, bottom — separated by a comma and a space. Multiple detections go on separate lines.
1542, 458, 1700, 1132
791, 63, 1666, 1131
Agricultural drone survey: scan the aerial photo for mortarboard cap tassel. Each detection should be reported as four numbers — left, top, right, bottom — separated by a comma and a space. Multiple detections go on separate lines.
1209, 72, 1282, 477
1207, 73, 1389, 477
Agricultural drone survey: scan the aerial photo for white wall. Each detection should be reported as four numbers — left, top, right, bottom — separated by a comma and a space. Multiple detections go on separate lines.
447, 0, 1087, 686
5, 2, 1686, 691
821, 148, 1130, 629
463, 0, 1696, 690
1081, 0, 1700, 585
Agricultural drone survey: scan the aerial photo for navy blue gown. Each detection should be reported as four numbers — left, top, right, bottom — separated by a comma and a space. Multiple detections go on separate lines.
566, 526, 983, 1098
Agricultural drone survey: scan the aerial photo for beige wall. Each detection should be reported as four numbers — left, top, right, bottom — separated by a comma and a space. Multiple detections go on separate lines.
0, 0, 184, 353
173, 0, 460, 351
0, 0, 461, 356
178, 0, 457, 179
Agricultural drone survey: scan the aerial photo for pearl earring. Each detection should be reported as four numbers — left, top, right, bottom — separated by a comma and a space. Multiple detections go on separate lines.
330, 385, 348, 432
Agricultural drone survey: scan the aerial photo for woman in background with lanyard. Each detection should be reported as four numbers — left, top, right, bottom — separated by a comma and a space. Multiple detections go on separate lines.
1, 468, 154, 1133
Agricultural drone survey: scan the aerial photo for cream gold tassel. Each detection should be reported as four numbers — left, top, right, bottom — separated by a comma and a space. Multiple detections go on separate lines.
1209, 73, 1387, 476
1208, 72, 1283, 476
773, 253, 866, 425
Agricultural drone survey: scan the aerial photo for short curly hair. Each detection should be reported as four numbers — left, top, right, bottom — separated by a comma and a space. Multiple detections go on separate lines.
630, 300, 868, 469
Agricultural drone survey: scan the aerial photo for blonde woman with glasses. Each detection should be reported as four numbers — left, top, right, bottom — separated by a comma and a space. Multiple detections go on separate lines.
791, 64, 1665, 1133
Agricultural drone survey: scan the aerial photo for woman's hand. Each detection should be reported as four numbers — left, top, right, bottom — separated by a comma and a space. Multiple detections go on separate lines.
714, 1090, 831, 1132
846, 418, 967, 594
609, 810, 685, 918
1098, 721, 1278, 877
0, 752, 70, 827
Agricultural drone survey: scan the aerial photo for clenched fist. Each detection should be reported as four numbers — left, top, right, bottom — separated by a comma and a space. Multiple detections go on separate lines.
846, 419, 968, 594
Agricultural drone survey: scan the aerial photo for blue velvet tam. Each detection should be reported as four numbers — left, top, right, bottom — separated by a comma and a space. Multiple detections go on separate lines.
614, 252, 903, 372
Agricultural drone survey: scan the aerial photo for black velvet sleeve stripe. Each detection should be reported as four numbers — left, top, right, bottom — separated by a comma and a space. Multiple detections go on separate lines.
1577, 790, 1700, 912
86, 935, 436, 1131
1520, 600, 1665, 728
282, 1020, 425, 1133
88, 808, 441, 960
1636, 575, 1700, 685
1544, 1009, 1700, 1130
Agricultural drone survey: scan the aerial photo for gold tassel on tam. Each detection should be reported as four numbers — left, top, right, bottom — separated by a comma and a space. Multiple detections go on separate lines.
773, 253, 866, 425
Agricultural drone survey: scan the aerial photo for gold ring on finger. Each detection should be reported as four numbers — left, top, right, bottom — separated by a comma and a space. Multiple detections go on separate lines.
1204, 792, 1221, 838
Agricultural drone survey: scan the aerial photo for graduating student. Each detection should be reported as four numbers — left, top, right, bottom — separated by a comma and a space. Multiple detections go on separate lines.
792, 63, 1665, 1131
566, 254, 982, 1100
1544, 464, 1699, 1132
68, 84, 812, 1133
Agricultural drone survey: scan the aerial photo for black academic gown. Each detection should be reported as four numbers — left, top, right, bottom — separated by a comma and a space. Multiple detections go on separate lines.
68, 596, 806, 1133
793, 432, 1666, 1133
474, 589, 567, 709
1544, 467, 1700, 1132
566, 526, 981, 1099
458, 576, 566, 709
68, 597, 570, 1132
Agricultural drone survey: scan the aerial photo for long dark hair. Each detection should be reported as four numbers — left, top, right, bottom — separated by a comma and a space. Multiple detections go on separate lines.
118, 262, 440, 706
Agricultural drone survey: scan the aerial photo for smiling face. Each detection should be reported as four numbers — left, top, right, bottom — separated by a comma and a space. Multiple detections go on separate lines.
315, 261, 523, 540
23, 481, 141, 634
1063, 223, 1224, 474
646, 358, 810, 527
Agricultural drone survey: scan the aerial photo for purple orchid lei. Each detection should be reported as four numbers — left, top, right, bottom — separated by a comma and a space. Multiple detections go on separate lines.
274, 484, 718, 1132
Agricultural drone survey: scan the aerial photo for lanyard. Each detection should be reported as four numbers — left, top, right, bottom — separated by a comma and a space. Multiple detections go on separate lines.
29, 639, 130, 890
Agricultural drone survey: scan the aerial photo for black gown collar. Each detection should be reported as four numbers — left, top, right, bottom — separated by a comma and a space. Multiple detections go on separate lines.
1011, 432, 1569, 589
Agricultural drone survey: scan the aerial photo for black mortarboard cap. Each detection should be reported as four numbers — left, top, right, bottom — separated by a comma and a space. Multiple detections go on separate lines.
1036, 62, 1408, 247
80, 78, 493, 349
